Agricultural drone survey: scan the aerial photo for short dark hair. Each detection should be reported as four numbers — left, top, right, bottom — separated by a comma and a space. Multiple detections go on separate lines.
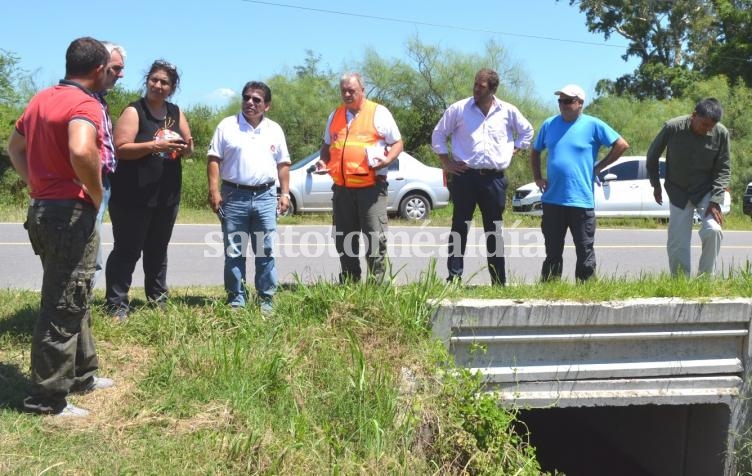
145, 59, 181, 96
242, 81, 272, 103
694, 98, 723, 122
65, 37, 108, 77
476, 68, 500, 92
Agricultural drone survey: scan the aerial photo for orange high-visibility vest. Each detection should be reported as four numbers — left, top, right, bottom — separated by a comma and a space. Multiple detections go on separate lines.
328, 100, 381, 188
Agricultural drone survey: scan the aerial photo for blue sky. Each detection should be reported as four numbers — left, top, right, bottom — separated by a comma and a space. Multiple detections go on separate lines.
1, 0, 638, 108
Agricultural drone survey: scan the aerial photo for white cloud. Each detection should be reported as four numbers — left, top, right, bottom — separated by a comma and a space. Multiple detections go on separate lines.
199, 88, 237, 108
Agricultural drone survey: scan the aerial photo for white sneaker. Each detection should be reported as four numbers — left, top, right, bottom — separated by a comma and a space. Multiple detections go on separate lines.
90, 376, 115, 391
71, 376, 115, 395
54, 403, 90, 418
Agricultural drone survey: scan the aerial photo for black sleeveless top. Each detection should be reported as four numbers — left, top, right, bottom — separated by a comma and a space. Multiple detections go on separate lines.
110, 98, 183, 208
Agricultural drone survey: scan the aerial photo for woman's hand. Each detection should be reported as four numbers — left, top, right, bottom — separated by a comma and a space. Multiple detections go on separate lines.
152, 137, 189, 157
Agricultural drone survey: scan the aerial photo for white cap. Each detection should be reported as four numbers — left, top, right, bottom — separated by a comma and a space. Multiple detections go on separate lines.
555, 84, 586, 102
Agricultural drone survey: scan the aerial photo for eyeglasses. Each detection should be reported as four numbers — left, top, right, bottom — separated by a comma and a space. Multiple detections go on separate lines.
110, 65, 124, 73
558, 97, 578, 105
242, 94, 263, 104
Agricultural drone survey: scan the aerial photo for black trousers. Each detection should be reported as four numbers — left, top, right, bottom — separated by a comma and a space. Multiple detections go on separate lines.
105, 204, 179, 311
447, 170, 507, 285
540, 203, 596, 282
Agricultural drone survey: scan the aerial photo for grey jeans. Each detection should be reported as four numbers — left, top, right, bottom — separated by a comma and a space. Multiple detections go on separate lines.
332, 181, 389, 283
23, 200, 100, 414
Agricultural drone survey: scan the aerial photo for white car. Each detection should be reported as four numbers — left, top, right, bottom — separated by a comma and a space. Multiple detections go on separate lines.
512, 156, 731, 218
281, 151, 450, 220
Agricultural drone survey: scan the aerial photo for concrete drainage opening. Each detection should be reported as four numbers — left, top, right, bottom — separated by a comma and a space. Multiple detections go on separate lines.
432, 298, 752, 475
516, 404, 729, 476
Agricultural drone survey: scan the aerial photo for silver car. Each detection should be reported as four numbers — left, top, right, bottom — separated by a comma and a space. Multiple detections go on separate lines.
281, 151, 450, 220
512, 156, 731, 218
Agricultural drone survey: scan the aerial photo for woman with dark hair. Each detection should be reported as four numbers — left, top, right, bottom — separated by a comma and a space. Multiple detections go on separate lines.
105, 59, 194, 320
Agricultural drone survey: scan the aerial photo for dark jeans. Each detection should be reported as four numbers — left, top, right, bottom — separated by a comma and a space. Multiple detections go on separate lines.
332, 181, 388, 283
447, 170, 507, 285
105, 203, 179, 311
540, 203, 596, 282
23, 200, 99, 414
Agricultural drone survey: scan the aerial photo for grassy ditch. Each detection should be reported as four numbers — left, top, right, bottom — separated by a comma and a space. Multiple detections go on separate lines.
3, 270, 752, 474
0, 271, 545, 475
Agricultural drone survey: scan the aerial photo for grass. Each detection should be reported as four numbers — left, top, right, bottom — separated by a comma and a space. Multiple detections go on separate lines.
2, 200, 751, 229
3, 270, 752, 474
0, 269, 547, 475
2, 202, 752, 474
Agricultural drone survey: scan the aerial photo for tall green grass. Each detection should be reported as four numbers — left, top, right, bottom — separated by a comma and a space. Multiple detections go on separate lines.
3, 268, 752, 474
0, 270, 545, 475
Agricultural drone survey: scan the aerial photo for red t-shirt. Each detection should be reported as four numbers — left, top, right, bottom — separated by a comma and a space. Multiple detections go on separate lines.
15, 82, 103, 202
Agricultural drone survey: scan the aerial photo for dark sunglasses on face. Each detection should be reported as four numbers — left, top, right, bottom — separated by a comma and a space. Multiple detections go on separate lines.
558, 97, 578, 105
242, 94, 263, 104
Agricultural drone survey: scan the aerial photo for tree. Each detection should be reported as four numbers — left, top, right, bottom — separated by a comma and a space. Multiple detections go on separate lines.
0, 50, 22, 105
703, 0, 752, 85
564, 0, 716, 98
357, 37, 538, 164
266, 52, 339, 162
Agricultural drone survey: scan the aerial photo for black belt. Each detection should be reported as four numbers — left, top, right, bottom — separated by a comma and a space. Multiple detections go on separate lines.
30, 198, 96, 210
469, 168, 504, 176
222, 180, 274, 191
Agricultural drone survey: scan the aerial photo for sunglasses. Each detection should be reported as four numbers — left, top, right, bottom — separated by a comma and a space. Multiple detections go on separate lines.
242, 94, 263, 104
558, 97, 579, 105
153, 60, 177, 72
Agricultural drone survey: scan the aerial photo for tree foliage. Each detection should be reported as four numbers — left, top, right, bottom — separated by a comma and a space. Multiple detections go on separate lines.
358, 37, 544, 166
266, 51, 339, 161
4, 36, 752, 214
566, 0, 752, 99
703, 0, 752, 85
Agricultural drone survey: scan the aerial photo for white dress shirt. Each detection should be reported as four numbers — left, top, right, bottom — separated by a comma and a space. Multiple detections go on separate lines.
431, 96, 534, 170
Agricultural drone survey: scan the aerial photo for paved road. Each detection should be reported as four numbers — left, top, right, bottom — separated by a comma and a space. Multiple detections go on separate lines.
1, 222, 751, 289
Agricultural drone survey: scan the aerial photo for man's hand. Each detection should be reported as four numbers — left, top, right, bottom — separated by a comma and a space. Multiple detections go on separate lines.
208, 189, 222, 214
705, 201, 724, 226
534, 178, 547, 192
312, 159, 329, 175
653, 185, 663, 205
440, 156, 469, 175
277, 195, 290, 214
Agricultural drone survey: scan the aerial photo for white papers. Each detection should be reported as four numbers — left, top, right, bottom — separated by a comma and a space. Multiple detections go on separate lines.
366, 146, 386, 168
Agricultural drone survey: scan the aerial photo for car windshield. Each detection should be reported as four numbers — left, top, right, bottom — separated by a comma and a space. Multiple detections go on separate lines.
290, 151, 319, 171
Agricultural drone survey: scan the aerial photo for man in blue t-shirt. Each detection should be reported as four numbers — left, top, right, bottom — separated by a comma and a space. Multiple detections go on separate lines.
529, 84, 629, 282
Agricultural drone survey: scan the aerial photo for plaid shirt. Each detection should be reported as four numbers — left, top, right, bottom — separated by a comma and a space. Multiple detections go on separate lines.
95, 92, 117, 174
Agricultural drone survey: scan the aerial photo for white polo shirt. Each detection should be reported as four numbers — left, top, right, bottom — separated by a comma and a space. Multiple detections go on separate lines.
208, 113, 291, 186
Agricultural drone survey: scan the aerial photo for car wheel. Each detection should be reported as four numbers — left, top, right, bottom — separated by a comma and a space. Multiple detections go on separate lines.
399, 193, 430, 220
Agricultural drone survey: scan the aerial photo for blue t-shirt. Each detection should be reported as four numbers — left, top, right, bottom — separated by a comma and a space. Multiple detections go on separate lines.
533, 114, 620, 208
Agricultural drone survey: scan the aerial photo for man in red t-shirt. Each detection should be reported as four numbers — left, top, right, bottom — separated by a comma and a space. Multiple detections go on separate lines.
7, 37, 114, 417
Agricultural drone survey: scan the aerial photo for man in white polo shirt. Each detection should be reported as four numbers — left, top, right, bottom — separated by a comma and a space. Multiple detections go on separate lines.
207, 81, 291, 313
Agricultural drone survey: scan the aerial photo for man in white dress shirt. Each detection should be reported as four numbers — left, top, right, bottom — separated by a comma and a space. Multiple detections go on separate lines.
432, 68, 534, 285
